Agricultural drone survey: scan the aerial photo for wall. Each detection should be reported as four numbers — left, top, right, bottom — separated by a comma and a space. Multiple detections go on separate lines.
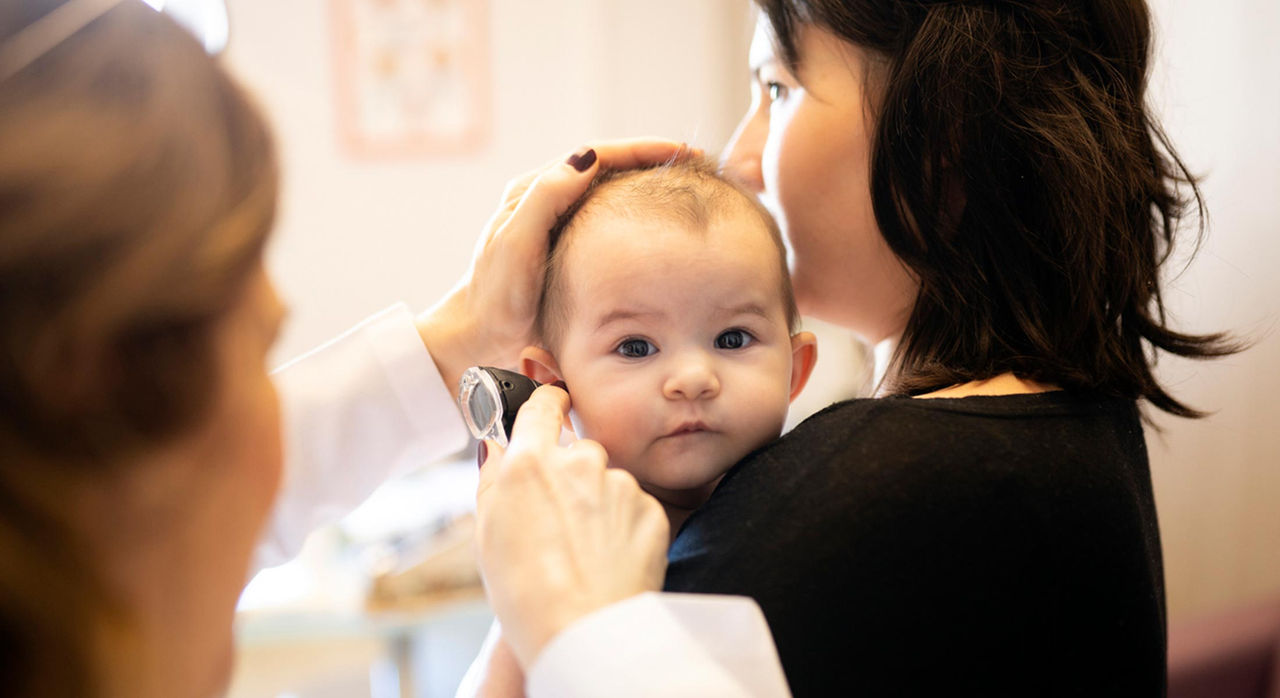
1144, 0, 1280, 621
222, 0, 756, 365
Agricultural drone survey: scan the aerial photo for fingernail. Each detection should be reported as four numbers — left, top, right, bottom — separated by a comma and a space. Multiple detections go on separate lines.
477, 441, 488, 469
566, 148, 597, 172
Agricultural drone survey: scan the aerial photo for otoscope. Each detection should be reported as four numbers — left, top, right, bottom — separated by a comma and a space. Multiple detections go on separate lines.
457, 366, 542, 448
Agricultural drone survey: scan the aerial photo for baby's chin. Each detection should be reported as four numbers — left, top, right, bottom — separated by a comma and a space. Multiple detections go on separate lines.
638, 477, 723, 511
621, 450, 743, 510
594, 429, 759, 507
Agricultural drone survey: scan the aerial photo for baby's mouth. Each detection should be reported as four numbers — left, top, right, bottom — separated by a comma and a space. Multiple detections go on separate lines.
663, 421, 712, 438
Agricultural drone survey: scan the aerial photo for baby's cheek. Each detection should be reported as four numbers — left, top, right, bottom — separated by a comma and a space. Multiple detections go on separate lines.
571, 402, 630, 456
740, 378, 792, 441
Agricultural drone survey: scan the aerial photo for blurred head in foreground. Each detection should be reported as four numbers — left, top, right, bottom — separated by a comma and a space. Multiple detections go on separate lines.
0, 1, 285, 695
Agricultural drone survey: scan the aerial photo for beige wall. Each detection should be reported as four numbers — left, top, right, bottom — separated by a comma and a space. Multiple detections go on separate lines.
1145, 0, 1280, 621
223, 0, 755, 365
224, 0, 1280, 627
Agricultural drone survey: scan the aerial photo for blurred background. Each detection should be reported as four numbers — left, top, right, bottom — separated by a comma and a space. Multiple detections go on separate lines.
184, 0, 1280, 695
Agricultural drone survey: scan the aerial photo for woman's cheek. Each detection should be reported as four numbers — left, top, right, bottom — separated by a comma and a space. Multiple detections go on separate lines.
760, 108, 810, 249
759, 118, 785, 209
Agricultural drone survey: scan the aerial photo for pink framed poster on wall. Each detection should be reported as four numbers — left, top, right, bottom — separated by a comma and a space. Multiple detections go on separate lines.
331, 0, 490, 158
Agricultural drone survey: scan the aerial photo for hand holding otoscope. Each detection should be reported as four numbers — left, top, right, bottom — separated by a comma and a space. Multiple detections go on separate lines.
465, 367, 669, 667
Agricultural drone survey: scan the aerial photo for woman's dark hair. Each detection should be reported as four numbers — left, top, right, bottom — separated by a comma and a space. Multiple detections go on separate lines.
759, 0, 1240, 416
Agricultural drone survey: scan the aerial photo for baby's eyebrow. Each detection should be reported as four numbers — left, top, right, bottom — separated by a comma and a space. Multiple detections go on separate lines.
719, 302, 772, 321
594, 308, 662, 331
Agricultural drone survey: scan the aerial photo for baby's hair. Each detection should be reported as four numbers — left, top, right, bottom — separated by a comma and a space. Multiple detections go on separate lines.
535, 157, 798, 349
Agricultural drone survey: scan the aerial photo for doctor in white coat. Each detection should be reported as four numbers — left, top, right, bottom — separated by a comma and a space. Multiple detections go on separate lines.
0, 1, 786, 695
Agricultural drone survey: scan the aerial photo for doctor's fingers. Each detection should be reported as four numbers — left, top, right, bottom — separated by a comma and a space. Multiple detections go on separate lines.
475, 139, 704, 272
472, 154, 599, 269
476, 385, 572, 501
494, 136, 703, 235
588, 137, 702, 170
478, 154, 574, 251
498, 152, 602, 242
603, 467, 668, 541
504, 385, 573, 457
476, 386, 565, 494
494, 138, 698, 217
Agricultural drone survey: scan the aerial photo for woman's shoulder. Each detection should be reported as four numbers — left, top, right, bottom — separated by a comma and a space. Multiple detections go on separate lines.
798, 388, 1138, 424
787, 389, 1140, 448
729, 390, 1145, 497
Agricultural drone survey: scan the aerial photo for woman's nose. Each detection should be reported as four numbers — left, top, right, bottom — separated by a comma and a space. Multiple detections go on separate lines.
721, 108, 766, 193
663, 357, 722, 401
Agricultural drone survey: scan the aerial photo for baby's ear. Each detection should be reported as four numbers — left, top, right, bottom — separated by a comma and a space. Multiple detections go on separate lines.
788, 331, 818, 402
519, 346, 564, 384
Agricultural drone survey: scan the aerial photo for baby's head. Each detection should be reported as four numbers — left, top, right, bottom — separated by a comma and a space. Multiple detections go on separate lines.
520, 158, 817, 511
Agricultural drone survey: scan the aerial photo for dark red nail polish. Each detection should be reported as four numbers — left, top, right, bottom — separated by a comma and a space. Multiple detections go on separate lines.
566, 148, 597, 172
477, 441, 488, 469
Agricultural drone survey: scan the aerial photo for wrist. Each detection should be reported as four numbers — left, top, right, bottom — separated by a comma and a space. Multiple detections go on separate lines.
504, 590, 645, 669
416, 291, 484, 400
505, 602, 587, 670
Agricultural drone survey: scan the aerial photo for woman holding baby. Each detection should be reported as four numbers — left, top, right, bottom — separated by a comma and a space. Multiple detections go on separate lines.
476, 0, 1234, 695
0, 0, 1229, 696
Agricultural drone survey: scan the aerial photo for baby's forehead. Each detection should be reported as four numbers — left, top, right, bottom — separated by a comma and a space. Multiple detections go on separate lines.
561, 206, 780, 273
559, 213, 787, 306
537, 161, 797, 345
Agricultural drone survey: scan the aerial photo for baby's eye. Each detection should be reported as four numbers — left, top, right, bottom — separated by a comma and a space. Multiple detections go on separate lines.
616, 338, 657, 358
715, 329, 754, 350
767, 81, 788, 103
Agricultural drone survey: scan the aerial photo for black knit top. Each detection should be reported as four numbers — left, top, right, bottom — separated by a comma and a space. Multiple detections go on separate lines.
666, 392, 1165, 696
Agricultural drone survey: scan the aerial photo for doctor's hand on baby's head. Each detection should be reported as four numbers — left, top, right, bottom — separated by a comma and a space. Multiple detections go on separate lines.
414, 139, 703, 398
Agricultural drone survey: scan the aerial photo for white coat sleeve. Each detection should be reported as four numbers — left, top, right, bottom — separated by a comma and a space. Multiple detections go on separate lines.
255, 303, 471, 569
525, 592, 792, 697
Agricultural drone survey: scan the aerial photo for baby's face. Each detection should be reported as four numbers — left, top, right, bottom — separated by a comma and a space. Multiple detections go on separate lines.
535, 214, 810, 509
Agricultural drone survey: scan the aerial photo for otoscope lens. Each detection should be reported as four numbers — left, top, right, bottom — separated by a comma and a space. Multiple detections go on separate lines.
459, 366, 503, 441
468, 386, 498, 434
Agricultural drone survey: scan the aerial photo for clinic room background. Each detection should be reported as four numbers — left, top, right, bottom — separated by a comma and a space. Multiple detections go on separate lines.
213, 0, 1280, 695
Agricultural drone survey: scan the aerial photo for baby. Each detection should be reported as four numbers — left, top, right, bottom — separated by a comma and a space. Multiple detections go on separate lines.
460, 158, 817, 697
518, 157, 817, 532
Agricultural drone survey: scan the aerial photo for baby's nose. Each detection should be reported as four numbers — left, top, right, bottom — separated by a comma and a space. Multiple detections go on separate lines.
663, 358, 721, 401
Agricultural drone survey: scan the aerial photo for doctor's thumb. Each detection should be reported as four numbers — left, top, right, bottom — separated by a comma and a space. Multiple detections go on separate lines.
476, 438, 506, 499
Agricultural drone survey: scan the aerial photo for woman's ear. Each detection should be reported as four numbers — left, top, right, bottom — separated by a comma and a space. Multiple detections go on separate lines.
519, 346, 564, 384
788, 331, 818, 402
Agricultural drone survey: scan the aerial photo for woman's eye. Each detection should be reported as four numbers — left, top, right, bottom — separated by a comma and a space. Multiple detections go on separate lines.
617, 338, 657, 358
767, 81, 788, 103
715, 330, 754, 350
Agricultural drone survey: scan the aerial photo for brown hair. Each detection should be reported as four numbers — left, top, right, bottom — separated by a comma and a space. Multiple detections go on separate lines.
758, 0, 1240, 416
0, 1, 278, 693
536, 157, 799, 349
